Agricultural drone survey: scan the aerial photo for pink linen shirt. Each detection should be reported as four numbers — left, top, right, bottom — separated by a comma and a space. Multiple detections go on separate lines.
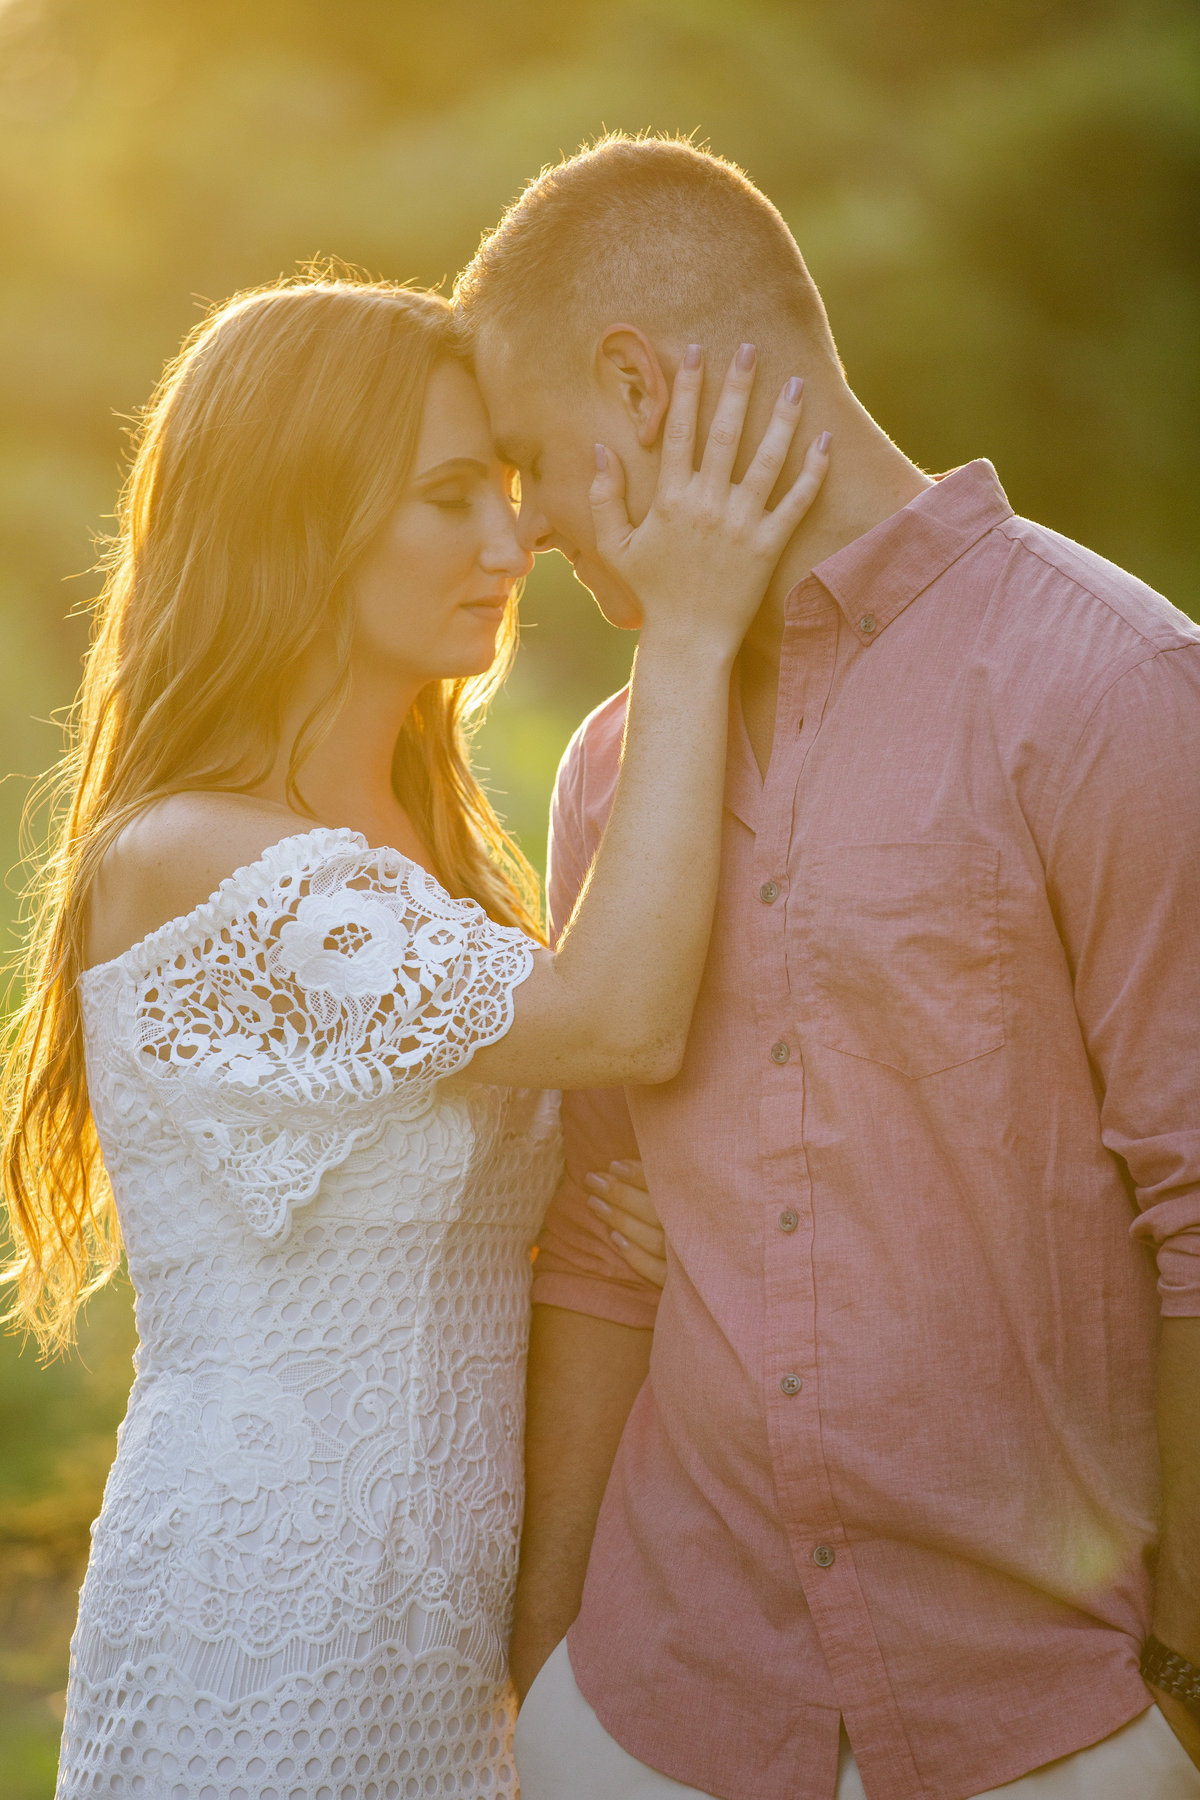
532, 461, 1200, 1800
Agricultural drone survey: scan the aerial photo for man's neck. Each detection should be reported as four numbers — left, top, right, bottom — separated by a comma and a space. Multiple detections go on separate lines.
737, 381, 931, 776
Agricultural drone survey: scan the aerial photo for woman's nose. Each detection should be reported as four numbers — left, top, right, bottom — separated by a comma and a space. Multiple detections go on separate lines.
481, 502, 534, 579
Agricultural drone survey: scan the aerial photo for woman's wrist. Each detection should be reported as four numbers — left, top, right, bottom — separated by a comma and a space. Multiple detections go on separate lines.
634, 622, 740, 674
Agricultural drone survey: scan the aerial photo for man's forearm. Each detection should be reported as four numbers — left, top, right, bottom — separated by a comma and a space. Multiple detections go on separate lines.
1149, 1316, 1200, 1767
511, 1304, 652, 1700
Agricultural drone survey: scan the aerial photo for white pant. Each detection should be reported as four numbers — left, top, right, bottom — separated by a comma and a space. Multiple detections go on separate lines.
515, 1639, 1200, 1800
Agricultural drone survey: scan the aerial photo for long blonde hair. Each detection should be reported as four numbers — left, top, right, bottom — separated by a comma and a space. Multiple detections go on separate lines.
2, 272, 543, 1351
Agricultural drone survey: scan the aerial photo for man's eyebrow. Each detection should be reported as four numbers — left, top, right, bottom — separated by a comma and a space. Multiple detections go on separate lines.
411, 457, 489, 484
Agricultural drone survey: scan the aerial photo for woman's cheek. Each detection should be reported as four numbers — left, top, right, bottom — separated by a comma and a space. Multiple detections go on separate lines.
416, 509, 480, 583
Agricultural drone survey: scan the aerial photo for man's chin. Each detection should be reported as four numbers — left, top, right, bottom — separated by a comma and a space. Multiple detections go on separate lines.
570, 558, 644, 632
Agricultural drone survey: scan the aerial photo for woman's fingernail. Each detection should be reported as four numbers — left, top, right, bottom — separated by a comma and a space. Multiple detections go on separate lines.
586, 1172, 610, 1192
817, 430, 832, 453
683, 343, 702, 370
594, 442, 607, 470
586, 1195, 612, 1218
786, 376, 804, 406
736, 342, 756, 371
610, 1230, 630, 1250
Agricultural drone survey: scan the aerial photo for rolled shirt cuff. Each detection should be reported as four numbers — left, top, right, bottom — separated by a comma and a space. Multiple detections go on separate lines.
531, 1268, 661, 1330
1130, 1197, 1200, 1317
1155, 1231, 1200, 1317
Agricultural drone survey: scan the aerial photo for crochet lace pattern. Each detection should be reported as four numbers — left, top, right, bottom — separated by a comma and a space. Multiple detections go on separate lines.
57, 830, 562, 1800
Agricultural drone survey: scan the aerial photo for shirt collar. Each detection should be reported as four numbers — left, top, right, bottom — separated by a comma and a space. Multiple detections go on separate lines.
805, 459, 1013, 643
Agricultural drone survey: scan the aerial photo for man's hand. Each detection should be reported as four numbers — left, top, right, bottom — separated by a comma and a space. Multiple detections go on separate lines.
1150, 1317, 1200, 1771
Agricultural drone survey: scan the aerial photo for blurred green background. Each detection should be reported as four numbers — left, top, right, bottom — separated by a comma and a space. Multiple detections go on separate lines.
0, 0, 1197, 1787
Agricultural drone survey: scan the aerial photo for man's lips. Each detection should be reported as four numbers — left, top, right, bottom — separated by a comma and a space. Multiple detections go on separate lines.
540, 536, 580, 566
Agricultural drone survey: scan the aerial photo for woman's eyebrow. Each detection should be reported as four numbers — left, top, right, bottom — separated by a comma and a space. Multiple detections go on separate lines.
411, 456, 490, 484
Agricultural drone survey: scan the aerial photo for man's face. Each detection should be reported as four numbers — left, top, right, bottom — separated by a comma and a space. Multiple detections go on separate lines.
474, 329, 655, 629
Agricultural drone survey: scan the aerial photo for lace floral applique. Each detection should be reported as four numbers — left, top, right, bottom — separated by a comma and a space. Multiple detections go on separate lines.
94, 831, 537, 1240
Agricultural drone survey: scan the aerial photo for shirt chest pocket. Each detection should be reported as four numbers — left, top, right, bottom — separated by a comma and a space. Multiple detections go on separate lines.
794, 842, 1004, 1079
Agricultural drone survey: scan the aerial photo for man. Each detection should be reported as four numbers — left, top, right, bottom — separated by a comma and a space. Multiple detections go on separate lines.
454, 134, 1200, 1799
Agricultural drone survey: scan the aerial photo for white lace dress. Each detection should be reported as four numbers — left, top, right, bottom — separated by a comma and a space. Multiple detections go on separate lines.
56, 828, 562, 1800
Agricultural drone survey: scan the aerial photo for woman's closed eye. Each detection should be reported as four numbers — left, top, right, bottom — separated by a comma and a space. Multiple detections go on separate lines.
425, 485, 472, 513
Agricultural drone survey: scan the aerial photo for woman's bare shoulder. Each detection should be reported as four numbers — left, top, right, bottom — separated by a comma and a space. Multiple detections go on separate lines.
86, 792, 317, 970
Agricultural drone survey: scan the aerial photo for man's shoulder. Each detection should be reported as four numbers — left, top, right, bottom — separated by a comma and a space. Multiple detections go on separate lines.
546, 685, 630, 931
555, 683, 630, 806
993, 514, 1199, 657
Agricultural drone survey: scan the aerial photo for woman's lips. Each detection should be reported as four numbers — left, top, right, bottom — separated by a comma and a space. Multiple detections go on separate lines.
461, 595, 509, 620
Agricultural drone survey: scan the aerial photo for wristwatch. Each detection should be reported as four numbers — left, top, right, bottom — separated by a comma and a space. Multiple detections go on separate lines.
1141, 1634, 1200, 1721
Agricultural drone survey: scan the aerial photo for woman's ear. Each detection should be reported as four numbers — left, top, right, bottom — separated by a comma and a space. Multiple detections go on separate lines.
595, 325, 671, 449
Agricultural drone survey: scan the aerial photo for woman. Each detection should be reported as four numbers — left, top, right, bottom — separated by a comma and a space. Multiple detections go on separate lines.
1, 274, 826, 1798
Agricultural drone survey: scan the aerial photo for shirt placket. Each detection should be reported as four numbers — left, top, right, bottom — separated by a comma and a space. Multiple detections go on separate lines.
752, 584, 925, 1800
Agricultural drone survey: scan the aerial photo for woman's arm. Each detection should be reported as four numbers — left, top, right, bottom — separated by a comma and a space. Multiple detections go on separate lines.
510, 1305, 652, 1700
471, 347, 826, 1092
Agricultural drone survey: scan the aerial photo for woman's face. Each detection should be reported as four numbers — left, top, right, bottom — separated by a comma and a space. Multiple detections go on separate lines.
347, 358, 532, 686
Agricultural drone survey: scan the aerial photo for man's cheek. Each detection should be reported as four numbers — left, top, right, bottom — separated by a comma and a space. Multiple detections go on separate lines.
598, 594, 645, 631
564, 493, 599, 555
572, 561, 644, 632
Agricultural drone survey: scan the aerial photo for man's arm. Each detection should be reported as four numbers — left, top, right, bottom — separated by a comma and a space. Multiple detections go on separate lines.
509, 696, 661, 1698
1043, 643, 1200, 1764
510, 1305, 652, 1699
1148, 1318, 1200, 1766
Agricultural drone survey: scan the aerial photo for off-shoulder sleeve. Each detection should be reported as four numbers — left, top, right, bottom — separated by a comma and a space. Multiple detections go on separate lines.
125, 830, 537, 1240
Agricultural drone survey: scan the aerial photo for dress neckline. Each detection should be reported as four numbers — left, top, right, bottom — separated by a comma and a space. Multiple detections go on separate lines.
79, 825, 372, 986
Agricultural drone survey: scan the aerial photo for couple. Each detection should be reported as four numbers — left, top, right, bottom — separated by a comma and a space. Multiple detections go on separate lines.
5, 135, 1198, 1800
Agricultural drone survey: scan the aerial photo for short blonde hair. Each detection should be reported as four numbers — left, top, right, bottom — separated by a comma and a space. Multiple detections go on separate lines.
455, 132, 837, 365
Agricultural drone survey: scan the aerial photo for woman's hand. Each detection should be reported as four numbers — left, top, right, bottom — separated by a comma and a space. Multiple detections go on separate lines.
584, 1159, 668, 1289
589, 343, 830, 661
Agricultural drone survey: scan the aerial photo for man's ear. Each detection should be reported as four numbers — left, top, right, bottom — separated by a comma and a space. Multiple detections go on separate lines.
595, 326, 671, 449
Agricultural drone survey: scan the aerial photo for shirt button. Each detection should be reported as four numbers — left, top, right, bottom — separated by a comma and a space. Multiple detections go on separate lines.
813, 1544, 836, 1568
859, 614, 877, 636
759, 880, 780, 904
778, 1209, 799, 1233
780, 1374, 803, 1396
770, 1041, 790, 1065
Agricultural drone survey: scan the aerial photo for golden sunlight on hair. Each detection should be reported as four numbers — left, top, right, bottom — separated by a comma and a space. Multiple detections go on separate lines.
1, 270, 542, 1351
454, 129, 838, 367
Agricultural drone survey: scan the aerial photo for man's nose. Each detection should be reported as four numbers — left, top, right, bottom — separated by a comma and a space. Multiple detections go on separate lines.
516, 496, 554, 554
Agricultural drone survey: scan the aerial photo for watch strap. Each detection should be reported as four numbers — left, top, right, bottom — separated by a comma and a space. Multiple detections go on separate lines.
1142, 1633, 1200, 1721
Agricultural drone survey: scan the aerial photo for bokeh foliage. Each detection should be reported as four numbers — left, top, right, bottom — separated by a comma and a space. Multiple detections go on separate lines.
0, 0, 1196, 1786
